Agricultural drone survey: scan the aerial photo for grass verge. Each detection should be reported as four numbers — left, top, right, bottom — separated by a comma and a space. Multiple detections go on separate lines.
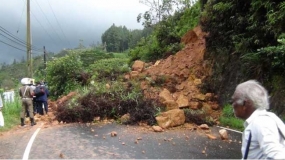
0, 98, 21, 132
219, 104, 244, 131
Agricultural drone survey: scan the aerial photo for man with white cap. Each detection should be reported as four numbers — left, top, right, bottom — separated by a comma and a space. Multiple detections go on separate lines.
19, 78, 36, 126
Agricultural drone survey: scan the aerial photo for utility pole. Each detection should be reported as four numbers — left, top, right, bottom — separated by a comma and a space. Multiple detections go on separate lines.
44, 46, 47, 80
26, 0, 32, 77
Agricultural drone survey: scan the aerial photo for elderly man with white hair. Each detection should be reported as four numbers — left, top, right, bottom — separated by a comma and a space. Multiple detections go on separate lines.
231, 80, 285, 159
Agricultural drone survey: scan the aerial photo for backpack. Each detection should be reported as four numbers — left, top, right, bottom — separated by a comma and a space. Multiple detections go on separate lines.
35, 86, 45, 96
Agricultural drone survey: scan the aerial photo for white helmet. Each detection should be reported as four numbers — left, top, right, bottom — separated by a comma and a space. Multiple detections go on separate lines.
21, 78, 31, 85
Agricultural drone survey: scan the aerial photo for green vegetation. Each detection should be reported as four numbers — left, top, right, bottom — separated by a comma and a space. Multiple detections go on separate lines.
46, 52, 83, 99
219, 104, 244, 131
56, 81, 161, 125
1, 0, 285, 131
101, 24, 153, 52
200, 0, 285, 115
88, 58, 130, 82
129, 2, 201, 62
0, 97, 22, 132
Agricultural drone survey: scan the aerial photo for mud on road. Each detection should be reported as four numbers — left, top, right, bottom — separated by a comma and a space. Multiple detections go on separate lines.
0, 121, 242, 159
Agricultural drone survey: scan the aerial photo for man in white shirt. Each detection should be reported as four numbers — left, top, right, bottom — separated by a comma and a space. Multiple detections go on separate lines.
231, 80, 285, 159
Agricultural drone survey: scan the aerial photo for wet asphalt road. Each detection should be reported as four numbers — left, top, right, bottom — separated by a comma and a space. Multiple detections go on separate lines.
0, 122, 242, 159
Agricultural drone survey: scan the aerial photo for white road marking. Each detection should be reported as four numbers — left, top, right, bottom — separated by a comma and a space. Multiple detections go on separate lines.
22, 124, 43, 160
217, 125, 243, 134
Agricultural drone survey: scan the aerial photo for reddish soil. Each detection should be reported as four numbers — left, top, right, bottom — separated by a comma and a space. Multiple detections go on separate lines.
0, 26, 221, 136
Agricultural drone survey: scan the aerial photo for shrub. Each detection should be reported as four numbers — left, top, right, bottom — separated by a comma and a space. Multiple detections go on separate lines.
46, 51, 83, 99
55, 81, 161, 125
79, 49, 113, 68
88, 58, 130, 81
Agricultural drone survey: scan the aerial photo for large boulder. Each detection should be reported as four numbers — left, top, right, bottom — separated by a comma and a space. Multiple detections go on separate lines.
132, 60, 145, 72
159, 88, 174, 103
155, 109, 185, 129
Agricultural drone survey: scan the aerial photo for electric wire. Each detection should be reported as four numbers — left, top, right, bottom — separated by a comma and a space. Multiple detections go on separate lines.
0, 39, 39, 53
16, 1, 26, 33
0, 32, 33, 50
47, 0, 71, 47
0, 26, 42, 51
33, 0, 65, 45
29, 10, 60, 49
20, 0, 61, 49
0, 26, 42, 52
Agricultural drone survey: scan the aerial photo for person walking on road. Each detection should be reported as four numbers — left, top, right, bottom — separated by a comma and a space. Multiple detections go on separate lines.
231, 80, 285, 159
19, 78, 36, 126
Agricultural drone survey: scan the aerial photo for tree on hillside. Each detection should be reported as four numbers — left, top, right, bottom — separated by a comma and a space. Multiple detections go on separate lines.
101, 24, 152, 52
138, 0, 176, 27
129, 0, 200, 62
200, 0, 285, 114
128, 28, 153, 49
137, 0, 197, 27
101, 24, 125, 52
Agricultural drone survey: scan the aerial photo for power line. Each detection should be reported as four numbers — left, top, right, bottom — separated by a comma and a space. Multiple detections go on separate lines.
29, 10, 60, 49
0, 39, 26, 52
0, 26, 42, 52
16, 1, 26, 33
20, 0, 61, 50
0, 32, 32, 50
47, 0, 71, 48
33, 0, 65, 45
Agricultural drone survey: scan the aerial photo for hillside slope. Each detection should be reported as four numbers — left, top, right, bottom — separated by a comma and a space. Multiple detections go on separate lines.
129, 26, 221, 124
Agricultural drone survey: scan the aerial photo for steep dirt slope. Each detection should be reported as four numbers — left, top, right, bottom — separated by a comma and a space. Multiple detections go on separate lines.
130, 26, 221, 122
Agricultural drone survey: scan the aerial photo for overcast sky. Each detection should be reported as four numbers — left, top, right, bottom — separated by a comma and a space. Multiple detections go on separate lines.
0, 0, 149, 64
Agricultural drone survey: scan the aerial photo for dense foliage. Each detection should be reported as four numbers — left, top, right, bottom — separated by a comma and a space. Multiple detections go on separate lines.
55, 80, 160, 125
88, 58, 130, 82
129, 1, 201, 62
101, 24, 153, 52
46, 52, 83, 99
0, 52, 55, 89
2, 0, 285, 128
200, 0, 285, 114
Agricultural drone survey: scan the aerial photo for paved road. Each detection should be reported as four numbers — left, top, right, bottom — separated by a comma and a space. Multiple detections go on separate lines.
0, 122, 242, 159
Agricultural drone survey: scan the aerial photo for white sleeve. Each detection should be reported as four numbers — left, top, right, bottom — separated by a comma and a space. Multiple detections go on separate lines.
253, 116, 285, 159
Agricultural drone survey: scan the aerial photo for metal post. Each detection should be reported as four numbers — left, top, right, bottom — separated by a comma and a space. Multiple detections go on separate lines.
44, 46, 47, 79
27, 0, 32, 77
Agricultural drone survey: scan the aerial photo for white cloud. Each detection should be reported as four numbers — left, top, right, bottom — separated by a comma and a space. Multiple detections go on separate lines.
0, 0, 149, 64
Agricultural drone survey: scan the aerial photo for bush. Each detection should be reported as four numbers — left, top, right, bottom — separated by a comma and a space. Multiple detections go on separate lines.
79, 49, 113, 68
129, 2, 200, 63
55, 81, 161, 125
88, 58, 130, 81
46, 51, 83, 99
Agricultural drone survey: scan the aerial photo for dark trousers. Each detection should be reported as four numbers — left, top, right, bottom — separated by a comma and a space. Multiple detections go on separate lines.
35, 101, 48, 115
35, 101, 42, 115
